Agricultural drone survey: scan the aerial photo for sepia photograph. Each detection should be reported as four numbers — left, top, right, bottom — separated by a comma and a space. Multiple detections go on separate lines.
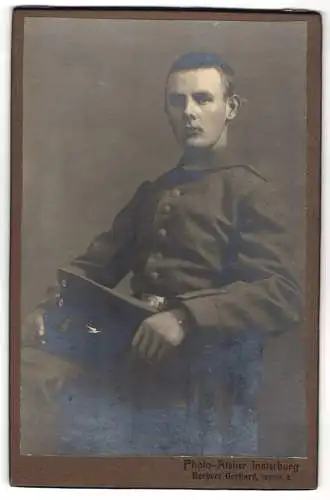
10, 8, 321, 489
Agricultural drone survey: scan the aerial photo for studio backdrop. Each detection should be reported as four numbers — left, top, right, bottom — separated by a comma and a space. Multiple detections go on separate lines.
21, 17, 307, 456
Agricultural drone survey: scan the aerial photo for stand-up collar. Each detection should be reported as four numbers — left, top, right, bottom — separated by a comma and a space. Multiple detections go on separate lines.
178, 146, 242, 172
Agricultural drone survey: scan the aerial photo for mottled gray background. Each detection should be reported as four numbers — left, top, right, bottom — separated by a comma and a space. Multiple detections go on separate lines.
21, 17, 307, 455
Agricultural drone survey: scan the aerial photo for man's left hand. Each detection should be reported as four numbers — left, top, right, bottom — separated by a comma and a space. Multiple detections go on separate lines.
132, 310, 186, 361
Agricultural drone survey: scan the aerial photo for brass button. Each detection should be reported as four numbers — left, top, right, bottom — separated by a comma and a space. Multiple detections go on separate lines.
172, 188, 181, 197
148, 252, 163, 263
157, 228, 167, 237
150, 271, 159, 280
162, 204, 171, 214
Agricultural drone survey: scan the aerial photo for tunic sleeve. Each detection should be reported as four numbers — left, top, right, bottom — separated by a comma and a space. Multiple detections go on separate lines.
176, 180, 303, 337
59, 181, 151, 288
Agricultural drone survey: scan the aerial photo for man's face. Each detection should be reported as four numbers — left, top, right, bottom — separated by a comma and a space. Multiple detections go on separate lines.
166, 67, 234, 151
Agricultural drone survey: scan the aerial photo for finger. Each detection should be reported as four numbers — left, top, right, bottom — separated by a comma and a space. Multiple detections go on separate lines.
156, 343, 171, 361
137, 330, 153, 358
36, 315, 45, 337
146, 334, 162, 360
55, 376, 65, 393
132, 326, 144, 348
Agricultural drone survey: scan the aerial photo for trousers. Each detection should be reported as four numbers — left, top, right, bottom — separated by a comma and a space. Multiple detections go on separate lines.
21, 301, 264, 456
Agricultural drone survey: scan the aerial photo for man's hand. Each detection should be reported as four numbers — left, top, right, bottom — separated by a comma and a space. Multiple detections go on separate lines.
22, 285, 61, 345
132, 310, 186, 361
22, 308, 46, 345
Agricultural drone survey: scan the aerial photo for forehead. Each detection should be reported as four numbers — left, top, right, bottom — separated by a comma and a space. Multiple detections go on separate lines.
166, 67, 224, 94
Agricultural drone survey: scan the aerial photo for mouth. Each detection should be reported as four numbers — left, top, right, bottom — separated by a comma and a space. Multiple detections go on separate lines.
184, 125, 203, 137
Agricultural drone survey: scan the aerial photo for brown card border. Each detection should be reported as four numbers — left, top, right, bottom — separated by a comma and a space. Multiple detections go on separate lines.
9, 7, 322, 490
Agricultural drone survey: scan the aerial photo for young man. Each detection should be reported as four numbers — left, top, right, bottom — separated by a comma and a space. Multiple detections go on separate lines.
22, 52, 302, 456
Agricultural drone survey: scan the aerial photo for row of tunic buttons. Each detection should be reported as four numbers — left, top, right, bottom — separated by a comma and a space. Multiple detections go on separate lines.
157, 188, 182, 235
150, 188, 181, 281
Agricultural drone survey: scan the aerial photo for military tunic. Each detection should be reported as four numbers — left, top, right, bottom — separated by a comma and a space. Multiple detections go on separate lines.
21, 149, 302, 456
67, 149, 301, 336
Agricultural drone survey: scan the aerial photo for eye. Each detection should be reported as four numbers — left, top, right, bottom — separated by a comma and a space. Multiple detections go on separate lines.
168, 93, 186, 108
193, 92, 214, 105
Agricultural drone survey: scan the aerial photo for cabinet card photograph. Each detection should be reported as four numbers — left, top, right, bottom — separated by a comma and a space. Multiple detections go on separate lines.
10, 8, 321, 490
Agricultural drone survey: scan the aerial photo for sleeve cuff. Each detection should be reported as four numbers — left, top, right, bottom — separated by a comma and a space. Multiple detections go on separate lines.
179, 296, 220, 329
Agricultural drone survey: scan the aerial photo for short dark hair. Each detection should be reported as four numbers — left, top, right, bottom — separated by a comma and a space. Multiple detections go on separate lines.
166, 52, 235, 98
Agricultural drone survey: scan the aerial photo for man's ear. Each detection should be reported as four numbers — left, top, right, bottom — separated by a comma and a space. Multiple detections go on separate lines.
226, 94, 241, 121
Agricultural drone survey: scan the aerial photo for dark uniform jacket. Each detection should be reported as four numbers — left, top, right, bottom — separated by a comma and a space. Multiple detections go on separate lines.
62, 149, 302, 338
20, 149, 304, 456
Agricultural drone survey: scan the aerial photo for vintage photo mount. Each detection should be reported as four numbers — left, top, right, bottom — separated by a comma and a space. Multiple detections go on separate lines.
9, 7, 321, 490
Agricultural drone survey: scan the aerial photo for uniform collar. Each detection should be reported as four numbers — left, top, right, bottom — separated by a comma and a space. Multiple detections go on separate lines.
178, 146, 241, 172
158, 146, 244, 190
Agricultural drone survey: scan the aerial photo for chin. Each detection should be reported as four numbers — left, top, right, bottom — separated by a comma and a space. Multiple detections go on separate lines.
184, 136, 212, 149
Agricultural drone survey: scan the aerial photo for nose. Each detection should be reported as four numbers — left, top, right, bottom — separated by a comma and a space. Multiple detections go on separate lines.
183, 96, 198, 120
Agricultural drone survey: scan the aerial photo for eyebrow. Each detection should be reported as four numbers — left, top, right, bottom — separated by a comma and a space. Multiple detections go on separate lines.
192, 91, 214, 98
168, 90, 215, 97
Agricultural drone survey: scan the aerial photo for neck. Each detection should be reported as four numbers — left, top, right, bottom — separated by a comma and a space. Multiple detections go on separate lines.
214, 126, 228, 150
183, 128, 229, 164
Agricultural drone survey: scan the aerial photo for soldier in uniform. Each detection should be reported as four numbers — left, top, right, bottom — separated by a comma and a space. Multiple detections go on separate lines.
21, 52, 302, 456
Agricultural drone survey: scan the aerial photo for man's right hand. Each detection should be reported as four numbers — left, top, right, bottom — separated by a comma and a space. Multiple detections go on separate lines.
22, 284, 62, 345
22, 308, 46, 345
